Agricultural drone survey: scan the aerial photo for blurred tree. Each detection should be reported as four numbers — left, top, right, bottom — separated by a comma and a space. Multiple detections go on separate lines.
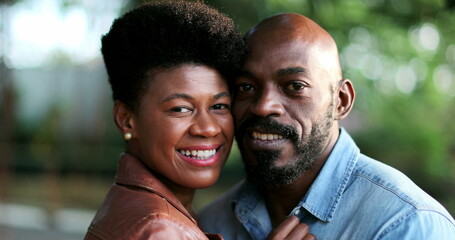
0, 0, 17, 204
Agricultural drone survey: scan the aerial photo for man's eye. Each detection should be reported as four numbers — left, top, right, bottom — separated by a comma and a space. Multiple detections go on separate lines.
171, 107, 191, 113
237, 83, 255, 92
286, 82, 305, 91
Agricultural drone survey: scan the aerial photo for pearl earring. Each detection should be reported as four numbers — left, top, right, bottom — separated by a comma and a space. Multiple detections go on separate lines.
124, 132, 132, 141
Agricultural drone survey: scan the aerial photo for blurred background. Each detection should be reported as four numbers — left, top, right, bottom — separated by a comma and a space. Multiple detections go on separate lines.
0, 0, 454, 239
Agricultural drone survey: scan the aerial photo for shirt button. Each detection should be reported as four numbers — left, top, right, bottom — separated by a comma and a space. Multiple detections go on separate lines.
294, 209, 300, 215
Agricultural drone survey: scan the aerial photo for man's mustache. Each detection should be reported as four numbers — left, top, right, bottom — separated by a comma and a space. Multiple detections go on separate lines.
235, 117, 299, 142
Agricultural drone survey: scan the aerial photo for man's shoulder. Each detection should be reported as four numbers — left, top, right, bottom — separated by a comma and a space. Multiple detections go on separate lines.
353, 155, 431, 204
348, 154, 454, 222
305, 152, 455, 239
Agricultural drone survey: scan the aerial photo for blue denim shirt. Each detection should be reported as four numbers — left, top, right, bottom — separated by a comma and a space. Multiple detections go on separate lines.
198, 129, 455, 240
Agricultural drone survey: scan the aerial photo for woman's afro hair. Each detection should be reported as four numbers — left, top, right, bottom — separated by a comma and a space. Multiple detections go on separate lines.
101, 0, 245, 110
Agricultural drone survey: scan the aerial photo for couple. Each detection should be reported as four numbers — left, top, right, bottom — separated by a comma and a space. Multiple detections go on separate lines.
85, 1, 455, 240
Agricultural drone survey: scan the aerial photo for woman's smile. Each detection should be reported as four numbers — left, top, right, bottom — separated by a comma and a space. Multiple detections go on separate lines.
177, 144, 223, 167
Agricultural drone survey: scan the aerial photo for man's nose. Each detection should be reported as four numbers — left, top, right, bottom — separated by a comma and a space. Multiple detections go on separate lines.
250, 88, 285, 117
189, 111, 222, 137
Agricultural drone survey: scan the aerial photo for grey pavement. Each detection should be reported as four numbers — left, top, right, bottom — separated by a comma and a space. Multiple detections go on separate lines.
0, 203, 94, 240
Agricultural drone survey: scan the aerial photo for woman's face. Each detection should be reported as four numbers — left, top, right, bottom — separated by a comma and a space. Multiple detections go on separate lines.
128, 64, 234, 190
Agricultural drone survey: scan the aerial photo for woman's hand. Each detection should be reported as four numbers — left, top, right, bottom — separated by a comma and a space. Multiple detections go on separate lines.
266, 216, 316, 240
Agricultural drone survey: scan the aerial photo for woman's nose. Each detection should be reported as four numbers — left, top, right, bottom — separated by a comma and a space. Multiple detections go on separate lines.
189, 112, 222, 137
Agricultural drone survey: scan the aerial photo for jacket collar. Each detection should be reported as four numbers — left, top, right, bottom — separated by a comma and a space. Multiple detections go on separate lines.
114, 152, 197, 224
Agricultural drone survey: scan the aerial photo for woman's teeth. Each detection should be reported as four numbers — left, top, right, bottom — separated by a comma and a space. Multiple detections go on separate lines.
252, 132, 284, 140
179, 149, 217, 159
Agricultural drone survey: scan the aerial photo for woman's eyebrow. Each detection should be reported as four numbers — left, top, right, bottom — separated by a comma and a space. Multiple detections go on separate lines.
161, 93, 193, 103
214, 92, 230, 99
161, 92, 230, 103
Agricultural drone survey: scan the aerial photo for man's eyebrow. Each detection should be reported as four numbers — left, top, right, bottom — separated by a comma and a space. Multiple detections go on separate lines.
277, 67, 306, 76
161, 93, 193, 103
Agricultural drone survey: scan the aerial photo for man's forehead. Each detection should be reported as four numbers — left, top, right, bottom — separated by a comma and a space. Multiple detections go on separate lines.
246, 13, 337, 57
243, 39, 313, 70
249, 14, 329, 39
244, 13, 342, 81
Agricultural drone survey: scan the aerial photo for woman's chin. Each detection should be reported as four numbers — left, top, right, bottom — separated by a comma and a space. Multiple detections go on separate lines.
186, 174, 221, 190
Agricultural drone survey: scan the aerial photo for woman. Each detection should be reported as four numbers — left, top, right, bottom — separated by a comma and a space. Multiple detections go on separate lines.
84, 1, 244, 239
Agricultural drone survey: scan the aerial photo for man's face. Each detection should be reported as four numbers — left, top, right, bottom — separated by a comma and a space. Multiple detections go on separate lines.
233, 35, 337, 189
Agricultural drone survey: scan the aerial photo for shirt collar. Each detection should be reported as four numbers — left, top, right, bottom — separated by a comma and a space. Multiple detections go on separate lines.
299, 128, 359, 221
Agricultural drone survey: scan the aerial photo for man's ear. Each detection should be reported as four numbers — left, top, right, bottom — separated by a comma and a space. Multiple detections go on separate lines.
113, 101, 136, 138
334, 79, 355, 120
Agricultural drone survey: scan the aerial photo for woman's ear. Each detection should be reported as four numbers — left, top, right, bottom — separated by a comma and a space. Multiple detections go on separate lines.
113, 101, 136, 139
334, 79, 355, 120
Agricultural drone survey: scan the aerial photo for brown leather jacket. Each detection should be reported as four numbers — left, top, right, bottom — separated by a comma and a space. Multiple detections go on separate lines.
84, 153, 222, 240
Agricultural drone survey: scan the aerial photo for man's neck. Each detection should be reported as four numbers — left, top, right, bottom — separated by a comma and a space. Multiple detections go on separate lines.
264, 127, 340, 227
264, 161, 322, 227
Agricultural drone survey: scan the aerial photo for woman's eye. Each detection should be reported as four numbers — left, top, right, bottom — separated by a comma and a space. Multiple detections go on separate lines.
286, 82, 305, 91
170, 107, 191, 113
212, 104, 230, 110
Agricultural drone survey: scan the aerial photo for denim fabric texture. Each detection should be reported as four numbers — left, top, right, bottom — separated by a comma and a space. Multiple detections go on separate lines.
198, 129, 455, 240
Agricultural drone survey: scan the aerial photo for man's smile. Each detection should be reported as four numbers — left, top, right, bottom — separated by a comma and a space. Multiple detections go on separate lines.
245, 130, 289, 151
252, 131, 284, 140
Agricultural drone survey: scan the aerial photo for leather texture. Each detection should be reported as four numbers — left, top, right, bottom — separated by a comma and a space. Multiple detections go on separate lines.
84, 153, 223, 240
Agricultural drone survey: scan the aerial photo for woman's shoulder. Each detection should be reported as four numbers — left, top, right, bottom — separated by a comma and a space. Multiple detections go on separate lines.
129, 212, 209, 240
86, 211, 209, 240
86, 184, 209, 239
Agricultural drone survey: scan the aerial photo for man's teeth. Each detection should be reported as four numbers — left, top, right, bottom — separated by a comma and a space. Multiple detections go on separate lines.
179, 149, 217, 159
252, 131, 284, 140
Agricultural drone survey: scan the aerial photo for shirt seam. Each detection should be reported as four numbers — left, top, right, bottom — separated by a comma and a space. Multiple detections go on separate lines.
376, 209, 416, 240
377, 208, 455, 239
350, 172, 417, 208
351, 172, 455, 238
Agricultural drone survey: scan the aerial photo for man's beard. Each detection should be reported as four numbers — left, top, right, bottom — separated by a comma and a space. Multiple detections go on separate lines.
236, 101, 334, 190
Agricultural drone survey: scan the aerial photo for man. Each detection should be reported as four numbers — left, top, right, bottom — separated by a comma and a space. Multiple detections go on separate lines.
198, 13, 455, 239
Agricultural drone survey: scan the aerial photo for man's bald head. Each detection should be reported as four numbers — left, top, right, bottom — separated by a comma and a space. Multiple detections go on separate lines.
245, 13, 342, 82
